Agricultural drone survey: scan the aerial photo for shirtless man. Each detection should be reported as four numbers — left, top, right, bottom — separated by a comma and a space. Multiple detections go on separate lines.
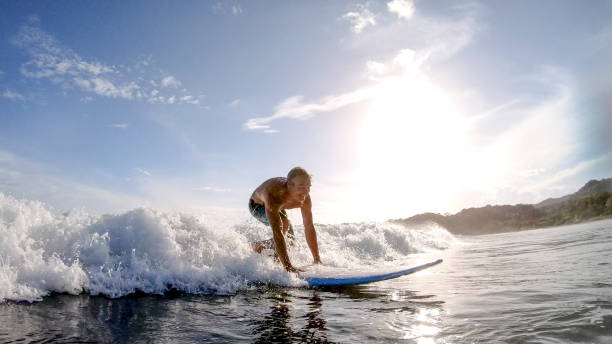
249, 167, 322, 272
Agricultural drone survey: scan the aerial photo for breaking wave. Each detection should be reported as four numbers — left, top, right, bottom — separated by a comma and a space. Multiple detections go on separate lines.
0, 192, 455, 302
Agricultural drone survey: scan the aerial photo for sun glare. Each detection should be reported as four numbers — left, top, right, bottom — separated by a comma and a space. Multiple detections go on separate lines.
355, 70, 473, 218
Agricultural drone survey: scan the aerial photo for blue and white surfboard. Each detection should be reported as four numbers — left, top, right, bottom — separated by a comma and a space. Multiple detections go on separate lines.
301, 259, 443, 287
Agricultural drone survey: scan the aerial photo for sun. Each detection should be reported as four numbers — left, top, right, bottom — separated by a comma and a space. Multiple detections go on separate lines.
354, 70, 472, 217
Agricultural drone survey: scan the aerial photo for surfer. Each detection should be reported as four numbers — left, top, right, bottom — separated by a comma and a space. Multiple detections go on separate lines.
249, 167, 322, 272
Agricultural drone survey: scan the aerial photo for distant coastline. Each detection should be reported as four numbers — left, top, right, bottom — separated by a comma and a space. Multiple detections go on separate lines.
392, 178, 612, 235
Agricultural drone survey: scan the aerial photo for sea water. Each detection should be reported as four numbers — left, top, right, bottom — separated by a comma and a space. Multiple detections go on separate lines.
0, 192, 610, 343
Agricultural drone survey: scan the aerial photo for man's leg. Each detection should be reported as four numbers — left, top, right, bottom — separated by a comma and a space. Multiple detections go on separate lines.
249, 201, 293, 253
251, 217, 290, 252
280, 210, 295, 236
281, 216, 290, 235
251, 220, 292, 253
280, 215, 295, 247
249, 200, 275, 253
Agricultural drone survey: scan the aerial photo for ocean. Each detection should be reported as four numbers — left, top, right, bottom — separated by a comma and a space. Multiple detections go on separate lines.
1, 192, 611, 343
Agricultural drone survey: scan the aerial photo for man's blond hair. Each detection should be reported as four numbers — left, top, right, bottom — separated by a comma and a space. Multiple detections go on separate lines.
287, 167, 312, 182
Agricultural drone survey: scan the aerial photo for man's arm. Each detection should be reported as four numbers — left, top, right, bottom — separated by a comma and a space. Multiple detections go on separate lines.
301, 195, 321, 264
266, 205, 297, 271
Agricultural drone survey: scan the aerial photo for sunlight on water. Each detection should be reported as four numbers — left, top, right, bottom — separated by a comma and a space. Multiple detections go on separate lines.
407, 308, 441, 341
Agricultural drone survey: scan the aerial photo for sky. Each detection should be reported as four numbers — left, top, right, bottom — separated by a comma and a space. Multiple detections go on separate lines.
1, 0, 611, 223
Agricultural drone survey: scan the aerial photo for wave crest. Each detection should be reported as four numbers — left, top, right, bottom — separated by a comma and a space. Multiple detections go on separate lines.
0, 192, 454, 302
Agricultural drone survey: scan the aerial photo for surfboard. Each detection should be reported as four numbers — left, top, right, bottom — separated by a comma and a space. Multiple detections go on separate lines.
300, 259, 443, 287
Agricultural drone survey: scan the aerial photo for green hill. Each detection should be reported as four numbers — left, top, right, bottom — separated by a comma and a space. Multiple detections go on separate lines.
392, 178, 612, 235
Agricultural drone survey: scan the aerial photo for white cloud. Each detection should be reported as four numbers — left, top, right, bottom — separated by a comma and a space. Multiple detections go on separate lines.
109, 123, 129, 129
161, 75, 181, 88
344, 3, 480, 63
197, 186, 232, 193
212, 2, 244, 16
134, 168, 152, 177
409, 15, 478, 61
148, 96, 163, 103
2, 89, 25, 101
180, 95, 199, 104
74, 77, 140, 99
365, 60, 387, 78
230, 98, 241, 107
342, 7, 376, 34
365, 48, 428, 79
13, 23, 116, 79
387, 0, 415, 20
12, 20, 199, 106
243, 87, 373, 131
148, 95, 182, 105
468, 98, 522, 124
232, 5, 243, 16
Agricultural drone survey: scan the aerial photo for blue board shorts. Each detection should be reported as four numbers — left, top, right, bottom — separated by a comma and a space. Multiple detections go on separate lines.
249, 198, 294, 237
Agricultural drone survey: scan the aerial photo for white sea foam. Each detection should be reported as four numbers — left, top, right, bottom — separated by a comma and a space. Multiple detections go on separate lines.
0, 192, 455, 302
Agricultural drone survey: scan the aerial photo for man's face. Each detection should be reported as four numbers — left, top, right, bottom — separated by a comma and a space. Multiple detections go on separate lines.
288, 175, 311, 201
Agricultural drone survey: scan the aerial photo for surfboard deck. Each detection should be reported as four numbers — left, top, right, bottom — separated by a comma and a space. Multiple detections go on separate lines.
300, 259, 443, 287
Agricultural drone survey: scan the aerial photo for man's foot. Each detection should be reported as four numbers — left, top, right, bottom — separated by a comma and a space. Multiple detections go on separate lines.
251, 239, 274, 254
251, 236, 297, 252
251, 241, 264, 254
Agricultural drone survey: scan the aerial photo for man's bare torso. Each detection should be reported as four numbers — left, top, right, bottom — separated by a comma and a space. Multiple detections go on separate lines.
251, 177, 305, 210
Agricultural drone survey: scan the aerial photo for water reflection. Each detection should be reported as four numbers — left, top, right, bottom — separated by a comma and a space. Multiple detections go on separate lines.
1, 284, 446, 343
0, 293, 172, 343
318, 285, 386, 299
249, 284, 446, 343
252, 290, 333, 343
344, 285, 445, 343
296, 292, 331, 343
251, 292, 294, 343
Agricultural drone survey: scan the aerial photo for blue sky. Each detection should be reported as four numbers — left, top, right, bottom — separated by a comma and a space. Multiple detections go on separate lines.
1, 0, 611, 223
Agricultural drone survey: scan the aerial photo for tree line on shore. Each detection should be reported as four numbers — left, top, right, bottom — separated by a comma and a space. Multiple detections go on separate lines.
392, 178, 612, 235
